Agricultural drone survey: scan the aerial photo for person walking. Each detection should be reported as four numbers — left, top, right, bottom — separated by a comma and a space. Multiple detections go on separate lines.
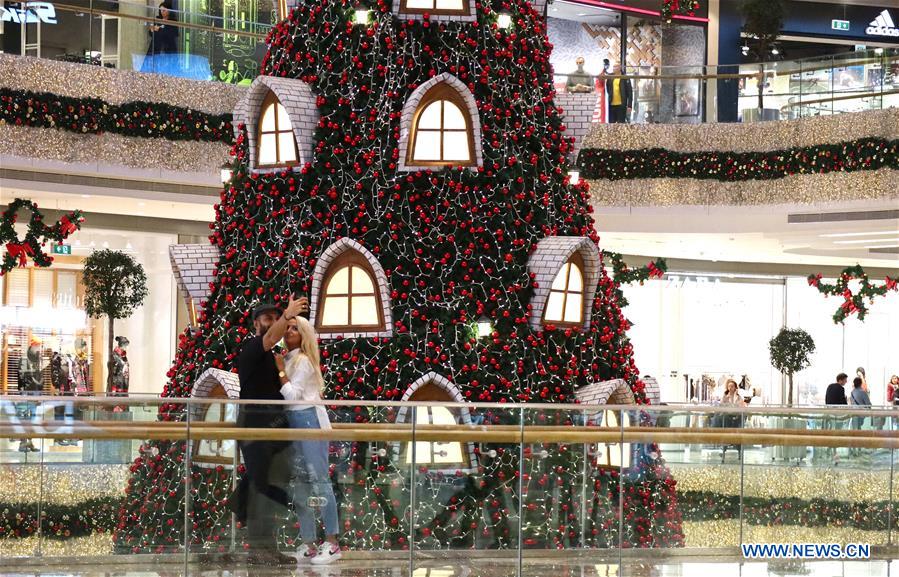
237, 294, 308, 566
275, 316, 341, 565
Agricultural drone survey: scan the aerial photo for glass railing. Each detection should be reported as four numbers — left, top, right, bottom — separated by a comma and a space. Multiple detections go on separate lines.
2, 394, 897, 572
554, 48, 899, 124
4, 0, 272, 83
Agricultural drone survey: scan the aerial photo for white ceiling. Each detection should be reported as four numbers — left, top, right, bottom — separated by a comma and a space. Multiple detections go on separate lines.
595, 199, 899, 268
549, 1, 621, 25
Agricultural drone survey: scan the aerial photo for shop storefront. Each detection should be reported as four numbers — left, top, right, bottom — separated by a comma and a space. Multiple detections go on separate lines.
546, 0, 709, 124
623, 274, 899, 407
0, 0, 274, 82
0, 226, 178, 396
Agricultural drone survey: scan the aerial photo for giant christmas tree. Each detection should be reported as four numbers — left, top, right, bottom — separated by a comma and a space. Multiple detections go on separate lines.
116, 0, 683, 553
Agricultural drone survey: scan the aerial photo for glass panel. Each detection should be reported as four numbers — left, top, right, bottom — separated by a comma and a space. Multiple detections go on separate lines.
418, 101, 442, 130
0, 397, 43, 558
435, 0, 464, 9
259, 134, 278, 165
6, 268, 30, 306
567, 263, 583, 292
430, 407, 463, 464
260, 103, 276, 132
413, 131, 441, 161
550, 264, 569, 291
31, 270, 53, 308
327, 266, 350, 295
321, 296, 349, 327
442, 101, 467, 130
441, 131, 470, 162
55, 272, 77, 309
277, 131, 297, 163
563, 293, 583, 324
544, 292, 564, 322
350, 266, 375, 294
275, 103, 292, 131
350, 296, 378, 326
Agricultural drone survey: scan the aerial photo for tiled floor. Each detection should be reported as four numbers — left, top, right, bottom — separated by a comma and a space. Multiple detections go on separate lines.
1, 557, 897, 577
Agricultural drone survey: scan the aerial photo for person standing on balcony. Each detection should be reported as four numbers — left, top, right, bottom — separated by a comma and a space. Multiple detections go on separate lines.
237, 295, 308, 566
825, 373, 848, 406
566, 56, 593, 93
276, 316, 341, 565
147, 1, 178, 55
605, 63, 632, 124
850, 376, 871, 428
888, 375, 899, 405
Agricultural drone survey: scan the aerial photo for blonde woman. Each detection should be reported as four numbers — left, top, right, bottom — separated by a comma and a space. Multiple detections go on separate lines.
274, 317, 341, 565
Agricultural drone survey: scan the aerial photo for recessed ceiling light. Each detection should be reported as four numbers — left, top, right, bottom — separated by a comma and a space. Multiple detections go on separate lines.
81, 194, 91, 198
821, 230, 899, 238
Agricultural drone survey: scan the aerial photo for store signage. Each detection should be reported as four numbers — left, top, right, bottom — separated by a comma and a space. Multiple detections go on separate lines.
0, 1, 58, 24
867, 10, 898, 37
831, 19, 850, 31
51, 243, 71, 255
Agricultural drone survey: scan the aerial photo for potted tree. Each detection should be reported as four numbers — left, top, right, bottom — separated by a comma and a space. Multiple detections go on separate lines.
769, 327, 815, 461
82, 249, 148, 393
741, 0, 784, 121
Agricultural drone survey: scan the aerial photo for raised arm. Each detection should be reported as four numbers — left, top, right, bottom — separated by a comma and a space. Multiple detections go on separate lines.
262, 294, 308, 351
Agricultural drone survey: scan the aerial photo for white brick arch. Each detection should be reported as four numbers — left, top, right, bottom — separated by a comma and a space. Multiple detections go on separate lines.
527, 236, 601, 330
397, 72, 484, 171
309, 238, 393, 339
233, 75, 319, 173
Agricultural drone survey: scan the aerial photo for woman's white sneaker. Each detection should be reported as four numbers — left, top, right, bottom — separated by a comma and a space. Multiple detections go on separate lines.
310, 543, 341, 565
296, 543, 318, 562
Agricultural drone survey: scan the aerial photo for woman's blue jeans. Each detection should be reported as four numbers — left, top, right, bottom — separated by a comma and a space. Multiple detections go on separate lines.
287, 408, 338, 541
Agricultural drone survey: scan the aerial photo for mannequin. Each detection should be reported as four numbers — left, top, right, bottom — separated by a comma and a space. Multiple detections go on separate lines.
109, 336, 130, 396
50, 344, 78, 445
17, 339, 43, 452
73, 338, 90, 394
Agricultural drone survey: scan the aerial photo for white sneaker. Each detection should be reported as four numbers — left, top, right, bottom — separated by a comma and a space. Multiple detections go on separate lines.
296, 542, 318, 563
310, 543, 341, 565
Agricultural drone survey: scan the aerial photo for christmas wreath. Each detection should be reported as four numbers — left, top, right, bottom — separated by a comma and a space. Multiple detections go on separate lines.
808, 264, 898, 323
1, 198, 84, 274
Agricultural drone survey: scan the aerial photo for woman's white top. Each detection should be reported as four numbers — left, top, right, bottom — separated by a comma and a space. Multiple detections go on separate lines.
279, 350, 331, 430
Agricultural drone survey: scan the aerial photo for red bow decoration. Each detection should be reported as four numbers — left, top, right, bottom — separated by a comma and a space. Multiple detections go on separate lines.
886, 276, 897, 291
5, 243, 34, 267
58, 215, 79, 236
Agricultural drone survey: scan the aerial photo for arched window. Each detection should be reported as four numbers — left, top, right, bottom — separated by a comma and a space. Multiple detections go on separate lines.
592, 409, 632, 469
542, 252, 585, 327
257, 91, 298, 168
400, 0, 468, 15
404, 383, 469, 469
317, 251, 385, 332
407, 84, 475, 167
193, 384, 237, 466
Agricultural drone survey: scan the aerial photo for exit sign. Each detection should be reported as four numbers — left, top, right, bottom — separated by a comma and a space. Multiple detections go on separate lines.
51, 244, 71, 255
832, 19, 850, 31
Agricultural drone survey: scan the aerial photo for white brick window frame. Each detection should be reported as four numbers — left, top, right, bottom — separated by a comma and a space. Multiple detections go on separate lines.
169, 244, 220, 305
397, 73, 484, 171
527, 236, 601, 331
394, 372, 478, 474
309, 238, 394, 339
233, 75, 319, 175
392, 0, 477, 22
190, 367, 241, 469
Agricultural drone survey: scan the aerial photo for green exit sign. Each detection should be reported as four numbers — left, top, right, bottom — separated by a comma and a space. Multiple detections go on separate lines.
52, 244, 72, 255
832, 19, 850, 31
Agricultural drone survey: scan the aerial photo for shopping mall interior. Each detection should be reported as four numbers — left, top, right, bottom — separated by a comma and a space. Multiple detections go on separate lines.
0, 0, 897, 574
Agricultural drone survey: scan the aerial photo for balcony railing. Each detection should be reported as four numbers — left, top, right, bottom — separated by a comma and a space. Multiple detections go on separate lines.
2, 394, 898, 571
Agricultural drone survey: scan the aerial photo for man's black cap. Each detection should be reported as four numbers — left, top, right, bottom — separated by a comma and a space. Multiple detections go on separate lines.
252, 303, 282, 320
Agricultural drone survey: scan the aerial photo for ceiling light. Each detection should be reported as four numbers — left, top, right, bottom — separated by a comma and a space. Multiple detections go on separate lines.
864, 243, 899, 249
771, 47, 779, 55
874, 48, 884, 55
820, 230, 899, 238
577, 12, 587, 16
497, 12, 512, 29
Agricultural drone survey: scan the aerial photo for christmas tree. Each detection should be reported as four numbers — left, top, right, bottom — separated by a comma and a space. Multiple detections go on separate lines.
115, 0, 683, 553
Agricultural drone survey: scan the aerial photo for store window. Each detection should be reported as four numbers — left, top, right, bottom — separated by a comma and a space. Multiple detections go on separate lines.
407, 84, 476, 166
399, 0, 469, 15
316, 252, 385, 332
402, 382, 469, 470
257, 91, 298, 168
543, 253, 586, 327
